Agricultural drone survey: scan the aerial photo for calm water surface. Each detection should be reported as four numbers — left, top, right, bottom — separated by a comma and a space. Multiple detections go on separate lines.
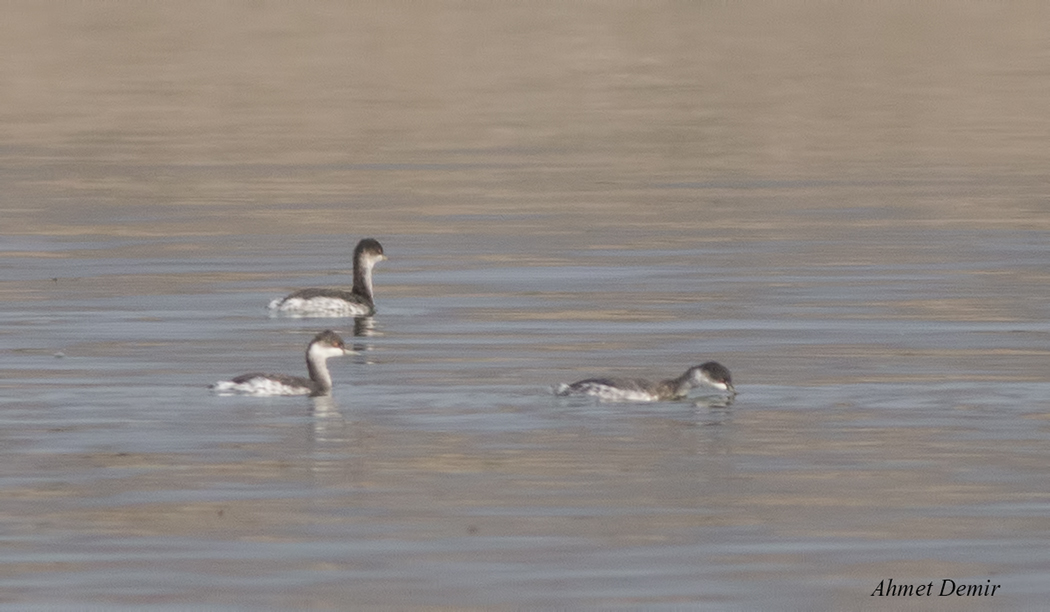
3, 4, 1050, 610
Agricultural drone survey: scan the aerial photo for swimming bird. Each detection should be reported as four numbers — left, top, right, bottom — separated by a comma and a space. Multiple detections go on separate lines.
555, 362, 735, 402
211, 330, 353, 396
269, 238, 387, 317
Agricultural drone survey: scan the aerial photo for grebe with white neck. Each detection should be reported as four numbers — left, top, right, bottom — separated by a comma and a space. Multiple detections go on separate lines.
555, 362, 735, 402
211, 330, 353, 396
269, 238, 387, 317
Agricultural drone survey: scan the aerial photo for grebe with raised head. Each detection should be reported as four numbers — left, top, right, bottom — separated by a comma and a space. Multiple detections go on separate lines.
555, 362, 735, 402
269, 238, 386, 317
211, 330, 353, 396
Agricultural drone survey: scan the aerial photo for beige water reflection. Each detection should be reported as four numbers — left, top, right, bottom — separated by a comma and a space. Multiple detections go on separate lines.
5, 3, 1050, 234
3, 3, 1050, 609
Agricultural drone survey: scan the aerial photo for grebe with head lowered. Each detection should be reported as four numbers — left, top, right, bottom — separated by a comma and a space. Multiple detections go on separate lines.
555, 362, 735, 402
269, 238, 386, 317
211, 330, 353, 396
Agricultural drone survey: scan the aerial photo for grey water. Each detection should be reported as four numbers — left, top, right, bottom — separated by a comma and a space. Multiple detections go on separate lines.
3, 4, 1050, 610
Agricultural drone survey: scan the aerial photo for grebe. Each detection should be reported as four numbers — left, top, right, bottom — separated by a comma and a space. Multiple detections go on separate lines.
555, 362, 735, 402
269, 238, 387, 317
211, 330, 353, 396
